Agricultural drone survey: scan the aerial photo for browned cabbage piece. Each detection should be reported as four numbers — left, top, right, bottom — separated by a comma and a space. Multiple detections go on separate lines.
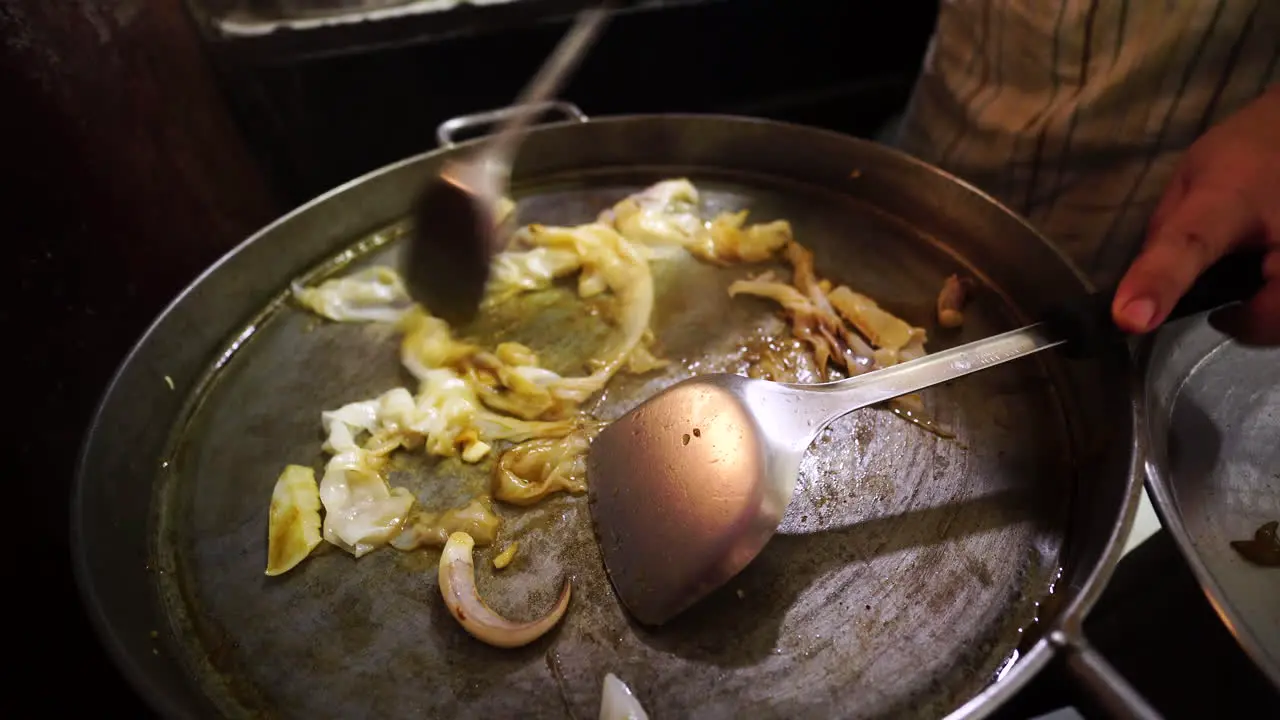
936, 274, 975, 329
685, 211, 794, 265
391, 497, 502, 551
827, 286, 917, 351
730, 242, 883, 379
493, 425, 600, 506
463, 343, 574, 421
265, 464, 324, 576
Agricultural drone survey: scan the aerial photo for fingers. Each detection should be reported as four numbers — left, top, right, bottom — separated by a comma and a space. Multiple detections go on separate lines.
1209, 250, 1280, 345
1112, 187, 1263, 333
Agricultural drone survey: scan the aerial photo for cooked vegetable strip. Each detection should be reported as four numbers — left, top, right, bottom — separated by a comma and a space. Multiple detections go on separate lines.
292, 266, 412, 323
439, 532, 571, 649
600, 178, 791, 267
493, 542, 519, 570
265, 465, 324, 576
936, 273, 975, 328
391, 497, 502, 551
487, 247, 583, 303
729, 273, 872, 379
602, 178, 704, 247
493, 425, 598, 506
783, 243, 879, 373
827, 286, 917, 351
685, 211, 793, 266
398, 307, 479, 379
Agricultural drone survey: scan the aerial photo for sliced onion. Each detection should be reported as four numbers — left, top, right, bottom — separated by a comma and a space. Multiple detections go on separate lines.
600, 673, 650, 720
438, 532, 571, 648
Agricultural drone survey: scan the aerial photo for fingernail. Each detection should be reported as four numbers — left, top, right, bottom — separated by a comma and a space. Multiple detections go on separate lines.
1120, 298, 1157, 331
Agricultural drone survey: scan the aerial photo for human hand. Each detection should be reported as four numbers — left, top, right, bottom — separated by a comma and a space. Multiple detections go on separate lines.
1112, 85, 1280, 345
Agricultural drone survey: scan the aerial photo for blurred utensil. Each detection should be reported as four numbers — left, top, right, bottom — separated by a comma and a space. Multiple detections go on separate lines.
404, 4, 612, 325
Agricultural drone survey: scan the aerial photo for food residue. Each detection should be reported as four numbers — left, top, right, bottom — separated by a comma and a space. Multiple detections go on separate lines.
936, 273, 976, 329
493, 541, 519, 570
1230, 521, 1280, 567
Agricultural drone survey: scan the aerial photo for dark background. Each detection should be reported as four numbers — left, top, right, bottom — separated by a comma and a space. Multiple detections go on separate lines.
2, 0, 1275, 716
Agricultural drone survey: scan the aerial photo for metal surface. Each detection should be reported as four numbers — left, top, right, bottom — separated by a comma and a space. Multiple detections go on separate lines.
407, 9, 609, 323
1142, 317, 1280, 689
590, 324, 1064, 626
73, 115, 1142, 719
203, 0, 726, 65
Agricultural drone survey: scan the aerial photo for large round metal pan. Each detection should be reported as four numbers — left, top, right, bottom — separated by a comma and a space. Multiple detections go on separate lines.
73, 112, 1144, 719
1141, 318, 1280, 688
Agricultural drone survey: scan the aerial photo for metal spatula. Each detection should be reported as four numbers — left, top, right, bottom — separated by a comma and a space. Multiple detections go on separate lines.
587, 255, 1265, 627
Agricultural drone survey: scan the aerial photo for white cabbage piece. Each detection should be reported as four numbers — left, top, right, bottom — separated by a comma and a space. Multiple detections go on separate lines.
317, 407, 415, 558
292, 266, 412, 323
602, 178, 704, 247
517, 222, 657, 401
398, 307, 477, 380
487, 247, 583, 302
599, 673, 649, 720
599, 179, 789, 266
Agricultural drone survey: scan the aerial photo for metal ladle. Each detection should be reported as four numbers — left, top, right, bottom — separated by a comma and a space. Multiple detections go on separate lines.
405, 5, 612, 326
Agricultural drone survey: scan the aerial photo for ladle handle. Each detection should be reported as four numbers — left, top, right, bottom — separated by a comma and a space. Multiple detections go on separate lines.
1047, 249, 1268, 357
484, 4, 613, 164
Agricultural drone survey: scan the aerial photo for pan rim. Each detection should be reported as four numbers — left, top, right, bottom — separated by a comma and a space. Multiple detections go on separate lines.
71, 111, 1141, 718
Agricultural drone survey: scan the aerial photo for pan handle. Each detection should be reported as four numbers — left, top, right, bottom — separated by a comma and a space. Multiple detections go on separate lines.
1051, 630, 1162, 720
435, 101, 589, 148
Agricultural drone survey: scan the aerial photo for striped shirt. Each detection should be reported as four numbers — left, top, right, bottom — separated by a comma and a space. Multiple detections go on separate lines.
893, 0, 1279, 287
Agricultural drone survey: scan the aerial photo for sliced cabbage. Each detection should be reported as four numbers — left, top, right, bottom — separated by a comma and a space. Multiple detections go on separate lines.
827, 285, 920, 352
517, 222, 658, 401
464, 344, 567, 420
391, 497, 502, 551
292, 266, 411, 323
600, 673, 650, 720
602, 178, 704, 247
493, 425, 598, 506
729, 274, 870, 379
317, 406, 415, 557
265, 464, 323, 576
487, 247, 583, 303
685, 210, 793, 266
399, 307, 478, 380
600, 179, 790, 267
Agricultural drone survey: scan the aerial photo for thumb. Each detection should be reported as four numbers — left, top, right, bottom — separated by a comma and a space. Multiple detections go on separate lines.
1112, 188, 1263, 333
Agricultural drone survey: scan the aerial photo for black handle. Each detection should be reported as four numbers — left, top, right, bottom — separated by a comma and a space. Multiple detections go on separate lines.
1046, 250, 1268, 358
